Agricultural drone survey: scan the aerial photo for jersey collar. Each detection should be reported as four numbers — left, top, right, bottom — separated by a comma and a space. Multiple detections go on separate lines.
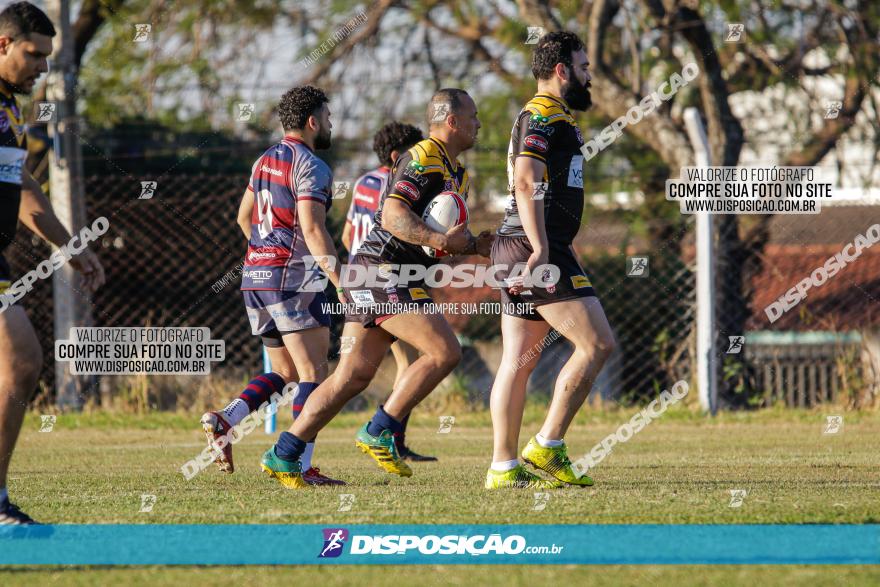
535, 93, 571, 113
428, 136, 454, 164
282, 135, 313, 152
427, 136, 463, 191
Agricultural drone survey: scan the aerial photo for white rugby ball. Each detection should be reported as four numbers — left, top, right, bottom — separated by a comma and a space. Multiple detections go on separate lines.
421, 191, 469, 258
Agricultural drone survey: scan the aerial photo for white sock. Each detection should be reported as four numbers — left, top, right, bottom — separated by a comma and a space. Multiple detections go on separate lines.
221, 398, 250, 427
0, 487, 7, 505
301, 442, 315, 471
491, 458, 519, 472
536, 433, 563, 448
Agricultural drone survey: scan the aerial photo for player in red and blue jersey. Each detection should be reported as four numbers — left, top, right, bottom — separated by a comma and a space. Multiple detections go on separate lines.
341, 121, 437, 462
200, 86, 344, 486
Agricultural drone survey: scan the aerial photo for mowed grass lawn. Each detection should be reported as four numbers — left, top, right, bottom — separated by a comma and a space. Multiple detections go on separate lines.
3, 407, 879, 585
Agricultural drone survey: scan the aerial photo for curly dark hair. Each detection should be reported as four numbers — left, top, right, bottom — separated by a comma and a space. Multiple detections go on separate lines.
372, 121, 424, 167
0, 2, 56, 38
278, 85, 328, 131
531, 31, 585, 80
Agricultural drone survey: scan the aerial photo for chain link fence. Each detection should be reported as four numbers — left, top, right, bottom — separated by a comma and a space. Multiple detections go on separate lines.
6, 174, 877, 409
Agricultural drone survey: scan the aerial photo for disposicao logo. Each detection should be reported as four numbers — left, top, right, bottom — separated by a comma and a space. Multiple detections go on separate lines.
319, 528, 349, 558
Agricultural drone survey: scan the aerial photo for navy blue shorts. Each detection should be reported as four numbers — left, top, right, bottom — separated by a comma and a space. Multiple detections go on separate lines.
242, 289, 330, 341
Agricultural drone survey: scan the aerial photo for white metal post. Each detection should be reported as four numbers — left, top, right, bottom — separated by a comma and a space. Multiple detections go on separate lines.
683, 108, 717, 414
46, 0, 89, 410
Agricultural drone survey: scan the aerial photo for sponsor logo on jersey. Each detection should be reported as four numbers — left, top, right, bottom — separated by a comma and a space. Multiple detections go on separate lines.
388, 292, 399, 304
403, 167, 429, 186
571, 275, 591, 289
0, 111, 9, 133
395, 181, 419, 201
527, 119, 555, 134
524, 135, 549, 152
409, 287, 430, 300
260, 164, 283, 177
568, 155, 584, 188
244, 270, 273, 280
248, 250, 277, 261
407, 160, 426, 173
351, 289, 376, 306
574, 126, 584, 144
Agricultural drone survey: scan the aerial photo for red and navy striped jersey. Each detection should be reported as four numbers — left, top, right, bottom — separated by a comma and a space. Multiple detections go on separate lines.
241, 136, 333, 291
345, 166, 389, 255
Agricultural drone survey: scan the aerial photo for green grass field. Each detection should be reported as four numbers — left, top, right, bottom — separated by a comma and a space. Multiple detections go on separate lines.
3, 406, 879, 585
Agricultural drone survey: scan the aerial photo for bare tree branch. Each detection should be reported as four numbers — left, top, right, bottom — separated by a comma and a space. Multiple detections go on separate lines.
515, 0, 561, 30
589, 0, 694, 170
301, 0, 397, 86
417, 8, 519, 87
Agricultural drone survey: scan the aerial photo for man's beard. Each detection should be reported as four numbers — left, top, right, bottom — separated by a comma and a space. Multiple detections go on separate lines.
562, 75, 592, 111
0, 76, 28, 95
315, 128, 332, 150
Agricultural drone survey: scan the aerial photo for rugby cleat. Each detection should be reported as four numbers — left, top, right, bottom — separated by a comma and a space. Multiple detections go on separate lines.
484, 465, 564, 490
521, 437, 594, 486
303, 466, 346, 486
260, 447, 307, 489
200, 411, 235, 473
0, 500, 38, 525
354, 423, 413, 477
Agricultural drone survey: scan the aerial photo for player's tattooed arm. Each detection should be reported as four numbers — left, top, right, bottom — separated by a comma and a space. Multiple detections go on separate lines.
384, 199, 472, 254
383, 199, 447, 250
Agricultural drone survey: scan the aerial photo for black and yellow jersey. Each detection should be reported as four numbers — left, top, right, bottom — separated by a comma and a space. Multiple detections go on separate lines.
0, 89, 28, 254
356, 136, 469, 265
498, 93, 585, 244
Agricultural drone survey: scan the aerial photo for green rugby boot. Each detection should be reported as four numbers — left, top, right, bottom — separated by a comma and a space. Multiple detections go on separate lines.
355, 423, 413, 477
485, 464, 564, 489
260, 446, 307, 489
521, 437, 594, 487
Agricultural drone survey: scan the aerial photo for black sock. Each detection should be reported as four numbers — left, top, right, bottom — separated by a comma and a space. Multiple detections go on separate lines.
275, 431, 307, 462
394, 413, 410, 446
366, 405, 404, 437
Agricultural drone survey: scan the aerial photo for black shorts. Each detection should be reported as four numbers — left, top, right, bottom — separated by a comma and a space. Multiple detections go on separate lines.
491, 235, 596, 321
260, 328, 293, 348
342, 254, 434, 328
0, 254, 11, 295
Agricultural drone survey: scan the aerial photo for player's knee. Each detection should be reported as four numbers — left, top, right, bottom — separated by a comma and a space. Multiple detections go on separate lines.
517, 355, 541, 376
572, 332, 615, 364
13, 350, 42, 392
338, 368, 374, 396
591, 332, 616, 363
432, 340, 462, 373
